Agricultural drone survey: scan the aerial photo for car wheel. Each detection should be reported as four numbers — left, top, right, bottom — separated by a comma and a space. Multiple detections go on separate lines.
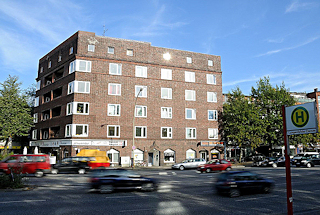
179, 165, 185, 170
141, 183, 155, 192
206, 168, 211, 173
226, 167, 231, 171
229, 189, 240, 198
35, 170, 44, 178
296, 164, 300, 167
272, 163, 277, 168
306, 163, 312, 168
263, 186, 271, 194
51, 169, 58, 174
78, 169, 86, 174
100, 185, 114, 194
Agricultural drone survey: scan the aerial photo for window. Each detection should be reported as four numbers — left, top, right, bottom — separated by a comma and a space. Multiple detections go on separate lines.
208, 110, 218, 121
135, 126, 147, 138
135, 66, 147, 78
108, 47, 114, 54
108, 83, 121, 95
65, 124, 88, 137
185, 90, 196, 101
48, 61, 52, 69
34, 97, 39, 107
88, 44, 95, 52
58, 55, 62, 62
186, 149, 196, 159
69, 47, 73, 55
164, 149, 175, 163
67, 102, 89, 115
109, 63, 122, 75
208, 128, 218, 139
161, 88, 172, 99
42, 131, 49, 140
186, 57, 192, 64
69, 60, 92, 73
207, 92, 217, 102
135, 85, 147, 97
108, 104, 120, 116
135, 105, 147, 117
207, 74, 216, 85
127, 49, 133, 56
36, 81, 41, 91
185, 71, 195, 82
40, 67, 43, 73
186, 108, 196, 119
161, 127, 172, 138
32, 130, 37, 140
161, 68, 172, 80
208, 60, 213, 66
107, 125, 120, 138
68, 81, 90, 94
186, 128, 196, 139
33, 113, 38, 123
161, 107, 172, 118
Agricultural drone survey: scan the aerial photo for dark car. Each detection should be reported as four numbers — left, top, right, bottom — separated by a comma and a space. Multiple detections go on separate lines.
197, 159, 231, 173
51, 157, 91, 174
215, 171, 274, 197
88, 168, 157, 193
272, 156, 288, 168
296, 154, 320, 168
252, 157, 277, 167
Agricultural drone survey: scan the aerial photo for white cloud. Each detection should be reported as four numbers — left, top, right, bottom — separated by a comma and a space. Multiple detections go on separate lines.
285, 0, 318, 13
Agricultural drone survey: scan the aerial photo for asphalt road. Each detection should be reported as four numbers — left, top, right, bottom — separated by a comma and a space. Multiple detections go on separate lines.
1, 166, 320, 215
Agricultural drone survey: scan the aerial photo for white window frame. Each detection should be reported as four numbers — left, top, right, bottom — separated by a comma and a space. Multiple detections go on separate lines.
208, 128, 218, 139
186, 57, 192, 64
48, 61, 51, 68
36, 81, 41, 91
186, 149, 196, 159
88, 44, 95, 52
40, 67, 43, 73
185, 71, 195, 82
207, 92, 217, 102
67, 102, 89, 115
107, 125, 120, 138
108, 47, 114, 54
185, 90, 196, 101
207, 74, 216, 85
161, 68, 172, 80
135, 85, 147, 97
42, 131, 49, 140
164, 149, 175, 163
34, 97, 39, 107
69, 47, 73, 55
161, 127, 172, 139
32, 130, 37, 140
135, 66, 147, 78
161, 107, 172, 119
33, 113, 38, 123
109, 63, 122, 75
69, 60, 92, 73
108, 104, 121, 116
65, 124, 88, 137
108, 83, 121, 95
68, 81, 90, 94
135, 126, 147, 138
58, 55, 62, 62
208, 110, 218, 121
127, 49, 133, 56
135, 105, 147, 117
186, 108, 196, 120
208, 60, 213, 66
161, 88, 172, 99
65, 125, 71, 137
186, 128, 196, 139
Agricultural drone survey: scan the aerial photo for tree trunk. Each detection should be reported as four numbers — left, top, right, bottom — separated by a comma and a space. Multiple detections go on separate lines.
3, 137, 9, 155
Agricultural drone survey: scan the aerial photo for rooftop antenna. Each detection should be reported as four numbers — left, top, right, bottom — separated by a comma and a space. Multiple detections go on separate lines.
103, 25, 108, 36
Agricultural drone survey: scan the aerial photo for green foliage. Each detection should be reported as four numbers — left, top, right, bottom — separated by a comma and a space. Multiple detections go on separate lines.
0, 151, 13, 161
0, 170, 24, 189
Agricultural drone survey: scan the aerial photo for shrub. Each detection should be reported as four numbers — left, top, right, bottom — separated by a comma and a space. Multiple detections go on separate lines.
0, 168, 24, 189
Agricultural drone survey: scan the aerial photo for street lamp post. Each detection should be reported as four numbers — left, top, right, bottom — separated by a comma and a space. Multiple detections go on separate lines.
132, 87, 143, 167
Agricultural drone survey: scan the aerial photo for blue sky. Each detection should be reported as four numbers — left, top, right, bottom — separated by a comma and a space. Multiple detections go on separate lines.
0, 0, 320, 95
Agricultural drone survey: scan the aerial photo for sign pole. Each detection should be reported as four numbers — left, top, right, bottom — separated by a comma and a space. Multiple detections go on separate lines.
282, 105, 293, 215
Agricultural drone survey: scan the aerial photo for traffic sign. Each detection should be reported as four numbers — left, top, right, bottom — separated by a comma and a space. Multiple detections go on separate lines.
285, 102, 318, 135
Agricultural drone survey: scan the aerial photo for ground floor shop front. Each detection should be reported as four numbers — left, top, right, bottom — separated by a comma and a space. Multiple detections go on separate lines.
30, 139, 226, 167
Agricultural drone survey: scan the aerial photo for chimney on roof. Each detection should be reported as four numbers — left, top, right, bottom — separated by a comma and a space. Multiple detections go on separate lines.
315, 88, 318, 92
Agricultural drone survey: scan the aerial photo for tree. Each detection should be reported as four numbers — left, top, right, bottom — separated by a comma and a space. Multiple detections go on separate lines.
251, 77, 296, 150
0, 76, 33, 155
222, 87, 265, 154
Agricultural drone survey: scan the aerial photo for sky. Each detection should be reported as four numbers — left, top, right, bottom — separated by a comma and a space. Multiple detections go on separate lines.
0, 0, 320, 95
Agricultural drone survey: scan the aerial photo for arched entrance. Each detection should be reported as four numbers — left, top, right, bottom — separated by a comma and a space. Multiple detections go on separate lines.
107, 148, 120, 166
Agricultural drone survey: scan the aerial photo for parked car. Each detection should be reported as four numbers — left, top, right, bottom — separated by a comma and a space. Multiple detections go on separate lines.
88, 168, 157, 193
252, 157, 277, 167
272, 156, 287, 168
171, 158, 206, 170
197, 159, 231, 173
0, 154, 51, 177
51, 156, 92, 174
294, 154, 320, 168
215, 171, 274, 198
292, 153, 319, 167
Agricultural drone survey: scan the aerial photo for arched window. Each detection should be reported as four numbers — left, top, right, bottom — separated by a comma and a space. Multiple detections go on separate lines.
186, 149, 196, 159
164, 149, 175, 163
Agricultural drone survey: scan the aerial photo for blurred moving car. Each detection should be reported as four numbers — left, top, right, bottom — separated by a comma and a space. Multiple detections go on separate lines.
197, 159, 231, 173
272, 156, 287, 168
76, 149, 110, 168
51, 157, 91, 174
88, 168, 157, 193
252, 157, 277, 167
171, 158, 206, 170
0, 154, 51, 177
215, 171, 274, 198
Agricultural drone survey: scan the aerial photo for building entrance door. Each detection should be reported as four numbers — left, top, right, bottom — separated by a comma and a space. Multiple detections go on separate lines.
148, 153, 153, 166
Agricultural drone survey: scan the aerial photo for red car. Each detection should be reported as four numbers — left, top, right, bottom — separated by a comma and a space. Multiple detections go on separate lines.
0, 154, 51, 177
197, 159, 232, 173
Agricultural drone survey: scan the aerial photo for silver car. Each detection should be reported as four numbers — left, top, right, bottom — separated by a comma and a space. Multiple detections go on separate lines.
172, 158, 206, 170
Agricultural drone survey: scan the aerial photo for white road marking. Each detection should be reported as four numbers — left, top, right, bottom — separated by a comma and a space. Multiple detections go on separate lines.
0, 200, 46, 204
236, 195, 279, 202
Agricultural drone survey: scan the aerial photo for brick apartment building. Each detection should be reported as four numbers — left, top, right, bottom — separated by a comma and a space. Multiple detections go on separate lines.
30, 31, 223, 166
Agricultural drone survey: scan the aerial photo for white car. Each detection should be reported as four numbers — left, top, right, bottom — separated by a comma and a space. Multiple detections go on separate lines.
172, 158, 206, 170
